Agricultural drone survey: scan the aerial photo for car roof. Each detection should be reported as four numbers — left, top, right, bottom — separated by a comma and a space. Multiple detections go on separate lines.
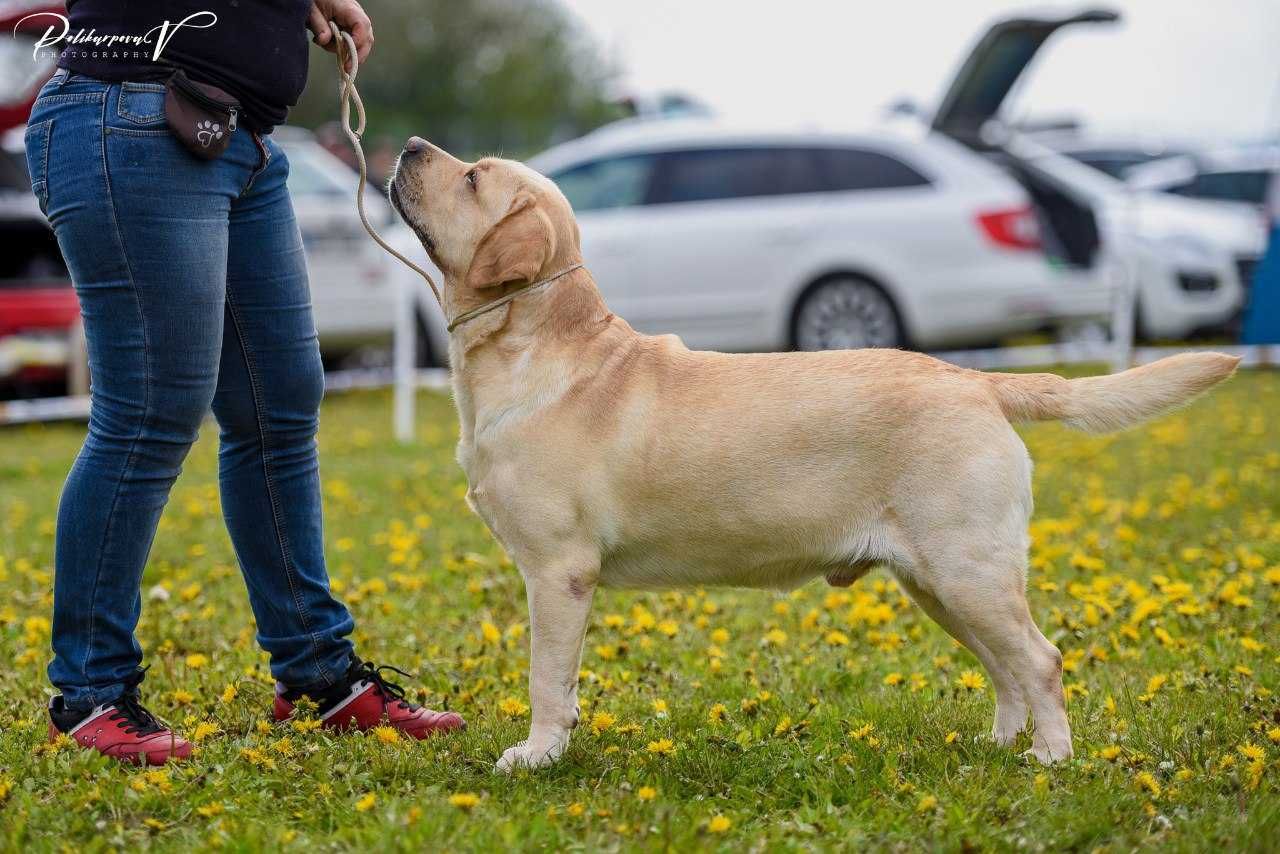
1185, 145, 1280, 174
1126, 145, 1280, 189
527, 116, 933, 174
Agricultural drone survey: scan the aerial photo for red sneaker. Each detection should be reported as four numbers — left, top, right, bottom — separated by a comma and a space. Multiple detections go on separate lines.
273, 658, 465, 739
48, 694, 192, 765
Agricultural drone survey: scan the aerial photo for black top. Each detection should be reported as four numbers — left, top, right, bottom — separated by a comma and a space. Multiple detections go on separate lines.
58, 1, 313, 133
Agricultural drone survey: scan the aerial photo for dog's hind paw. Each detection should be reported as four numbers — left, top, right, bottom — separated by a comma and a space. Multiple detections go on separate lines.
495, 735, 567, 772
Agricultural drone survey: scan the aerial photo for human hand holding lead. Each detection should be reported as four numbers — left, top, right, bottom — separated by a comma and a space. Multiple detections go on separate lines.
307, 0, 374, 68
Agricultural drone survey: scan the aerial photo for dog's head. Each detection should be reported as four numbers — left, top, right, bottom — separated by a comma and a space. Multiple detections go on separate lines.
389, 137, 580, 293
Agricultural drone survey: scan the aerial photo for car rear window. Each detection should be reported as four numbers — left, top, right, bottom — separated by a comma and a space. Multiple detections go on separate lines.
815, 148, 931, 192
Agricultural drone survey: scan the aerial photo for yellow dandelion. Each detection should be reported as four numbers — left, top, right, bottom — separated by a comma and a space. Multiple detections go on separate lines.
498, 697, 530, 718
448, 792, 481, 811
956, 670, 986, 691
354, 793, 376, 813
763, 628, 788, 646
1134, 771, 1161, 799
589, 711, 616, 734
372, 725, 399, 744
824, 630, 850, 646
480, 621, 501, 644
883, 672, 905, 687
566, 802, 586, 817
706, 814, 732, 834
190, 721, 220, 743
916, 794, 938, 813
637, 786, 657, 801
651, 698, 669, 716
707, 703, 727, 726
646, 738, 676, 756
1239, 743, 1265, 762
945, 731, 959, 745
195, 803, 224, 818
220, 684, 237, 704
184, 653, 208, 669
773, 716, 793, 736
1098, 745, 1123, 761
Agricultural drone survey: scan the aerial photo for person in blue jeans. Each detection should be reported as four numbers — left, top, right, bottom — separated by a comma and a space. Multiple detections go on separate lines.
28, 1, 463, 765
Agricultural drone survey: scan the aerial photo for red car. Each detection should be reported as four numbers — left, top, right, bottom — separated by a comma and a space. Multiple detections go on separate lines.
0, 2, 81, 399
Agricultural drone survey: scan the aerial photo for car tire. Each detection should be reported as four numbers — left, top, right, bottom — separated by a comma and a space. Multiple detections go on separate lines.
791, 275, 904, 351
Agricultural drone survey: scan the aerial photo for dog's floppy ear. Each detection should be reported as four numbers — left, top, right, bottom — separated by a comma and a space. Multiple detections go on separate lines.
464, 193, 555, 289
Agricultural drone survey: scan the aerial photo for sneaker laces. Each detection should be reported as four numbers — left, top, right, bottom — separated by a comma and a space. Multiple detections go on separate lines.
351, 659, 418, 711
107, 669, 165, 736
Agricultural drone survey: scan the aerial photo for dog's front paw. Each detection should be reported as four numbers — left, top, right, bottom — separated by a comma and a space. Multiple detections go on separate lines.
495, 734, 567, 773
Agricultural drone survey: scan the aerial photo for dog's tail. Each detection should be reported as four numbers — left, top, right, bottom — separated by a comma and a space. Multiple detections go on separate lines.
987, 352, 1240, 433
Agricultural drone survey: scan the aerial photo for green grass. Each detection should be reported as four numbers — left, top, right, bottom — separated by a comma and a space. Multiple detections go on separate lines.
1, 370, 1277, 851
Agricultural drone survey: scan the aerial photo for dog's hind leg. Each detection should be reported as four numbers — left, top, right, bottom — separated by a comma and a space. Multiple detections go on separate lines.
496, 546, 600, 772
893, 573, 1029, 746
923, 560, 1072, 763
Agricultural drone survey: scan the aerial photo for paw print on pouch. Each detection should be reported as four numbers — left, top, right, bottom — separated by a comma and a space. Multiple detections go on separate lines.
195, 119, 223, 148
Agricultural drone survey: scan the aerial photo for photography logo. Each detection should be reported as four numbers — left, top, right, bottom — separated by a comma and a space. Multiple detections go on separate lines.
13, 11, 218, 63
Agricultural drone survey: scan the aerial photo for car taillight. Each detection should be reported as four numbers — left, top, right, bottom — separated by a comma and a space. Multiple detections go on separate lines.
976, 206, 1042, 251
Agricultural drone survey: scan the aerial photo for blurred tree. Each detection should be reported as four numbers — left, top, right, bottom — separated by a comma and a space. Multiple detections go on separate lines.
290, 0, 622, 160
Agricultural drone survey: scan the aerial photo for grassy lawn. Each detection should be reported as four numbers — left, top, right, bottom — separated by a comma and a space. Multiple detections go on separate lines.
0, 368, 1277, 851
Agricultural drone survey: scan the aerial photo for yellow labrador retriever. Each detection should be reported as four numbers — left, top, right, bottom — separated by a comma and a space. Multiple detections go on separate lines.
388, 137, 1238, 771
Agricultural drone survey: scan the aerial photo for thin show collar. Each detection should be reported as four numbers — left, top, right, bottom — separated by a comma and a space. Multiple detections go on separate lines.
446, 264, 584, 333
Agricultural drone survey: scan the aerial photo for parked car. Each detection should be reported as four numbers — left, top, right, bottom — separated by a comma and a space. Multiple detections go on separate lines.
925, 8, 1267, 340
272, 127, 405, 365
1123, 148, 1277, 332
1008, 137, 1258, 339
0, 2, 82, 398
521, 119, 1112, 352
1126, 146, 1280, 210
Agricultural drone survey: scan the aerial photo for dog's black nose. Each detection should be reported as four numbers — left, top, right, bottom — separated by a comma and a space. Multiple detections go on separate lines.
403, 136, 428, 155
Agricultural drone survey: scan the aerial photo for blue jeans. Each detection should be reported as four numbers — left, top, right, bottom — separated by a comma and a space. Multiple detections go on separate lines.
26, 70, 354, 711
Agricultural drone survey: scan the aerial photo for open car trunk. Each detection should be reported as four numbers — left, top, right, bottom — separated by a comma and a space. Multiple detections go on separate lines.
932, 8, 1120, 270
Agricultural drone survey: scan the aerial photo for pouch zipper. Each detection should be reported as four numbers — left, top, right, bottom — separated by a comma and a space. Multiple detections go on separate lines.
171, 71, 240, 131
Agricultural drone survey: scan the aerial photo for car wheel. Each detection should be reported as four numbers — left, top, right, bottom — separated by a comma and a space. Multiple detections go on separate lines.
792, 276, 902, 351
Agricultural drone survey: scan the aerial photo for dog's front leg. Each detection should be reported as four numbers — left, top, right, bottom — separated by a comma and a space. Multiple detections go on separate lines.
496, 556, 598, 772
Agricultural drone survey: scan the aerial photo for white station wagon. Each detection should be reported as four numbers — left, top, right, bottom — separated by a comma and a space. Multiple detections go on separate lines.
525, 119, 1112, 353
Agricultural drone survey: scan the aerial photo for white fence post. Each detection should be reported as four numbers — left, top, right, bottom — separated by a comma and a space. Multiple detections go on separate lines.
68, 319, 89, 397
1109, 250, 1136, 373
392, 271, 415, 444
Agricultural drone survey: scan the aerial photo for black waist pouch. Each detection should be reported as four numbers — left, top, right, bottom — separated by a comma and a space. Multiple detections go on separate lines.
164, 70, 241, 160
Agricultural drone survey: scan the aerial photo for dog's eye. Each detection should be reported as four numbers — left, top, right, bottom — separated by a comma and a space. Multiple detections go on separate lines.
465, 169, 478, 189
